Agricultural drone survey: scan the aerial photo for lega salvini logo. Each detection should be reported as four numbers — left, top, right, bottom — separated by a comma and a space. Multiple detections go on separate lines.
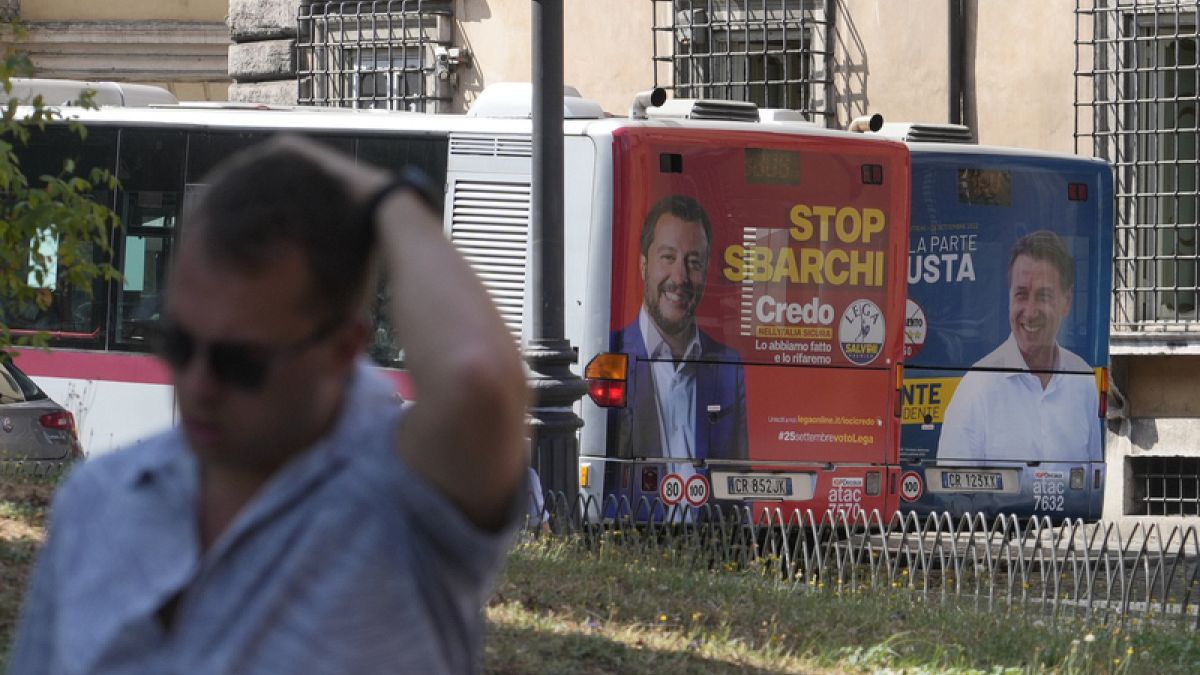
839, 299, 885, 365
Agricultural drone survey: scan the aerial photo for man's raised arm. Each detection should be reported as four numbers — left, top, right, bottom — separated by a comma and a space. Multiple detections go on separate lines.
376, 188, 529, 531
269, 136, 528, 531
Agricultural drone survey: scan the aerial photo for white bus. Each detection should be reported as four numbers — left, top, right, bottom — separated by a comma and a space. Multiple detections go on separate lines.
11, 86, 928, 521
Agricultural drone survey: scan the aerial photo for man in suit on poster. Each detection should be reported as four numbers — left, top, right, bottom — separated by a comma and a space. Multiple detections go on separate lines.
610, 195, 748, 497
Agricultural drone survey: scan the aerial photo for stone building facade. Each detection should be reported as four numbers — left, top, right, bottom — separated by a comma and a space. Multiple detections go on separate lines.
3, 0, 228, 101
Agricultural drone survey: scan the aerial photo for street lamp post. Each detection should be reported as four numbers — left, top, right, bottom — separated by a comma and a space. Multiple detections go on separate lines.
527, 0, 586, 506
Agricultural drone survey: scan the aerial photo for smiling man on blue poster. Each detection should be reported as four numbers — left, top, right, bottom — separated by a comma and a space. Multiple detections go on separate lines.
938, 230, 1100, 463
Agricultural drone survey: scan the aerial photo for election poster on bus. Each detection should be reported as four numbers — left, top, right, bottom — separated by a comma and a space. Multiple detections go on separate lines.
898, 150, 1113, 520
599, 127, 910, 516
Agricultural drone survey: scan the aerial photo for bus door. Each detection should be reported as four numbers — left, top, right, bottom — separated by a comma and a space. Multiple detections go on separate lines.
584, 126, 910, 522
899, 150, 1113, 521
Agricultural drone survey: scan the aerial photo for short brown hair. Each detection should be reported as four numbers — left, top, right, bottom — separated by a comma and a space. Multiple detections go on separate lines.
1009, 230, 1074, 291
185, 136, 374, 322
639, 195, 712, 258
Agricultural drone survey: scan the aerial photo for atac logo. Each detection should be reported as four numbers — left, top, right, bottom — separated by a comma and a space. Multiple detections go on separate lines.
839, 299, 886, 365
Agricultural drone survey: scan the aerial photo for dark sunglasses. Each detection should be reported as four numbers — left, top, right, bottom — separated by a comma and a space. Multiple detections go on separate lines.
150, 318, 341, 391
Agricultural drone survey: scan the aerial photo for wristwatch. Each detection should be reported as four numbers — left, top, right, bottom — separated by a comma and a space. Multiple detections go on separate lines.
360, 165, 443, 226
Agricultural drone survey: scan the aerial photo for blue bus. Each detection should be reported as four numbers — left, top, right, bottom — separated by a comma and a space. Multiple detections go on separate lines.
898, 144, 1113, 521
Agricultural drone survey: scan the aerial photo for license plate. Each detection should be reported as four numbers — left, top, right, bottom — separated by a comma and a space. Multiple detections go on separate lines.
726, 476, 793, 498
941, 471, 1003, 491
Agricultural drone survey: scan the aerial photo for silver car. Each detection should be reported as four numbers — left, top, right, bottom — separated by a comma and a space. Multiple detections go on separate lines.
0, 357, 83, 469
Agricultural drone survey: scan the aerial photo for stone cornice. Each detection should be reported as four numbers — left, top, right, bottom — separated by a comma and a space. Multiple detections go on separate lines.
5, 21, 229, 81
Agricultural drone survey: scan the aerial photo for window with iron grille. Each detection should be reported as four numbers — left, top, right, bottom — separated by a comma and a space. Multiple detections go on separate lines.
1076, 1, 1200, 333
1128, 456, 1200, 515
297, 0, 455, 112
651, 0, 833, 124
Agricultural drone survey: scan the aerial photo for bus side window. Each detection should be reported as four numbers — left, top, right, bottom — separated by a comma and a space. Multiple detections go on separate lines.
4, 126, 117, 342
114, 130, 186, 348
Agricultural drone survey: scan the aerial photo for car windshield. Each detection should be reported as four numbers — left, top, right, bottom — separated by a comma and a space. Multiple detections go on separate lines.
0, 359, 48, 403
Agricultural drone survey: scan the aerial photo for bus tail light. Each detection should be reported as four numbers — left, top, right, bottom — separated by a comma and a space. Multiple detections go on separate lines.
579, 463, 591, 488
1096, 367, 1109, 419
40, 411, 77, 437
1070, 468, 1085, 490
1094, 468, 1103, 489
894, 365, 905, 419
585, 352, 629, 408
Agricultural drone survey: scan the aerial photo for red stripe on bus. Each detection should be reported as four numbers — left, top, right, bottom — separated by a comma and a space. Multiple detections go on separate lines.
380, 369, 416, 400
10, 348, 417, 398
10, 349, 173, 385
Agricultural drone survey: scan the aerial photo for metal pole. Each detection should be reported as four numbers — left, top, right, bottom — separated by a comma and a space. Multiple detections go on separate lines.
527, 0, 585, 507
948, 0, 963, 125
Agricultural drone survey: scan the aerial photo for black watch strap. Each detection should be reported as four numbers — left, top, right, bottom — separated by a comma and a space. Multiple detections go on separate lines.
360, 165, 442, 227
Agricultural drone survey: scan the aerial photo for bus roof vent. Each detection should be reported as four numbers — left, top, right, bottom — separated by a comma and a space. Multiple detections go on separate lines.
758, 108, 815, 124
646, 98, 759, 123
877, 122, 975, 144
449, 133, 533, 158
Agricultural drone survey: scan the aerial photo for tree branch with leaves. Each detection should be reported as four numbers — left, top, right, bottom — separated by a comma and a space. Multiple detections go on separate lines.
0, 42, 121, 355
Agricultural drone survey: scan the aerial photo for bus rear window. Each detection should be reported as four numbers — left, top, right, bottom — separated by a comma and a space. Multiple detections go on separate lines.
958, 168, 1011, 206
745, 147, 801, 185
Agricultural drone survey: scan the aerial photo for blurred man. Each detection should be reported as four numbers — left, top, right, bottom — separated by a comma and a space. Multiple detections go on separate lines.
9, 136, 528, 675
939, 230, 1099, 462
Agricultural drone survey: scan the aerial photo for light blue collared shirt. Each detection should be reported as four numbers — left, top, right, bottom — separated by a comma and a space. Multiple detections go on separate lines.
7, 360, 514, 675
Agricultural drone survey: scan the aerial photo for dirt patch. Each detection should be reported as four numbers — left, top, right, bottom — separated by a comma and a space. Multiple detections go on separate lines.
0, 517, 41, 545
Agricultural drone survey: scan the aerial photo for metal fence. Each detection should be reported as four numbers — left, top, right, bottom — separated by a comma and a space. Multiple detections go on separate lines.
8, 464, 1198, 628
0, 459, 73, 480
527, 492, 1200, 629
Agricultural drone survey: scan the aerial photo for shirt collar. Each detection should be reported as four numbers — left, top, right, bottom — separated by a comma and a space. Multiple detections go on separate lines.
639, 306, 702, 361
124, 357, 397, 492
996, 334, 1064, 376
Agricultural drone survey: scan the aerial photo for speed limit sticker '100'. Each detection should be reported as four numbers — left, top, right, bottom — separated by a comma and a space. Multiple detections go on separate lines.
684, 474, 710, 507
900, 471, 924, 502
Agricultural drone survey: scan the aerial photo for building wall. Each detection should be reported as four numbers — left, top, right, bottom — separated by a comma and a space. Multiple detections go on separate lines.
455, 0, 654, 114
834, 1, 1078, 153
21, 0, 220, 22
7, 0, 229, 101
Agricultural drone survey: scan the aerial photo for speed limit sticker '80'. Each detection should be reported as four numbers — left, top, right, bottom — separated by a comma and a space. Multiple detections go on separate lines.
659, 473, 684, 506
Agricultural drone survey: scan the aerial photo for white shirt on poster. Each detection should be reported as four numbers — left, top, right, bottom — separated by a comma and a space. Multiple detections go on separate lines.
937, 334, 1101, 463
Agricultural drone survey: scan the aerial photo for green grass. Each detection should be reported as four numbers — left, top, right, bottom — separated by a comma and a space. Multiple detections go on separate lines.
4, 482, 1200, 674
485, 536, 1200, 674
